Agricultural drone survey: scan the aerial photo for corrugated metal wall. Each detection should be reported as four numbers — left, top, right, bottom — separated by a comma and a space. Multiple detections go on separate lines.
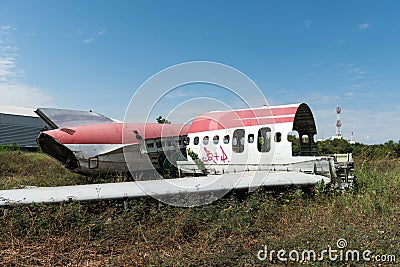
0, 114, 49, 147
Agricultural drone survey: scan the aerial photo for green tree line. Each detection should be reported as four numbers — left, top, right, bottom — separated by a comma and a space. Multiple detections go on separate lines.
317, 139, 400, 159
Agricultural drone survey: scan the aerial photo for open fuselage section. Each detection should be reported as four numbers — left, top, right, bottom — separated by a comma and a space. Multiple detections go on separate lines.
178, 103, 321, 172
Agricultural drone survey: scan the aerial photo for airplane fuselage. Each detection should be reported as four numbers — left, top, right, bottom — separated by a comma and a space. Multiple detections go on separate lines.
36, 103, 334, 181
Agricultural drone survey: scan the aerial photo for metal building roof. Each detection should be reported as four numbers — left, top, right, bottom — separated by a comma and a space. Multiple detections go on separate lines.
0, 105, 48, 147
0, 105, 39, 118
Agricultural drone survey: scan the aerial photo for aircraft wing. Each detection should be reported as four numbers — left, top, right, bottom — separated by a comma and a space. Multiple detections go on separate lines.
35, 108, 118, 129
0, 171, 331, 206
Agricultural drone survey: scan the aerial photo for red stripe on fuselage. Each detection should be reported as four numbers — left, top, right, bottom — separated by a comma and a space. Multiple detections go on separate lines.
233, 106, 298, 118
189, 116, 294, 133
44, 123, 190, 145
43, 106, 300, 144
189, 106, 299, 133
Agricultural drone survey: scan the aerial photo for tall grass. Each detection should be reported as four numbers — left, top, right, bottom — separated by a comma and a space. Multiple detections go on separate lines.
0, 151, 85, 189
0, 151, 128, 190
0, 152, 399, 266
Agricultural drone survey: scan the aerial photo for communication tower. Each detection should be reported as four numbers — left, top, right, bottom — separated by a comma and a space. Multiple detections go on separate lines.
349, 131, 355, 144
336, 106, 342, 137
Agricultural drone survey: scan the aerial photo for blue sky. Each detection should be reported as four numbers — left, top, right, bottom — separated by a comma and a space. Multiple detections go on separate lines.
0, 1, 399, 144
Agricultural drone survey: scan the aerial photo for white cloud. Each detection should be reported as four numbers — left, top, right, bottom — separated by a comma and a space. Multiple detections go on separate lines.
314, 108, 400, 144
348, 67, 365, 79
359, 23, 370, 30
82, 29, 107, 44
0, 57, 17, 82
0, 84, 52, 108
0, 26, 19, 83
164, 89, 196, 99
0, 25, 15, 30
349, 67, 361, 73
83, 38, 93, 43
344, 90, 375, 99
0, 24, 53, 108
344, 65, 379, 88
344, 92, 354, 97
305, 92, 339, 104
331, 39, 345, 47
0, 25, 16, 34
347, 83, 361, 89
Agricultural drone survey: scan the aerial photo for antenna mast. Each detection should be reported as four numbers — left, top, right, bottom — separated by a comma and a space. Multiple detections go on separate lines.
336, 106, 342, 137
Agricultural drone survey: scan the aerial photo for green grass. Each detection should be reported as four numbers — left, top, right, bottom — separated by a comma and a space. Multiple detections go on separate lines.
0, 151, 128, 190
0, 152, 399, 266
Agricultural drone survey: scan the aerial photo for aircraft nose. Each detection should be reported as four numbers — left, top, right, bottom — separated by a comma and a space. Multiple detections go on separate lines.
36, 131, 79, 171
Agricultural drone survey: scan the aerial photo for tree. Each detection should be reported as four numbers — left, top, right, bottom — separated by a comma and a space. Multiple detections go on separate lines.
317, 139, 353, 155
156, 116, 171, 124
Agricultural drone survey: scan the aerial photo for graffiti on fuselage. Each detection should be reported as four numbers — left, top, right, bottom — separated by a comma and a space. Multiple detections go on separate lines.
202, 146, 229, 164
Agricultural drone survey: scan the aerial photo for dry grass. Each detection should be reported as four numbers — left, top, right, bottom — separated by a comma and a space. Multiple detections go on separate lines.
0, 152, 399, 266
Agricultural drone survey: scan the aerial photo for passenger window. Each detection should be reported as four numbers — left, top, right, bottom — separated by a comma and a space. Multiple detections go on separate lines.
156, 138, 162, 148
183, 136, 190, 145
257, 127, 271, 152
223, 135, 230, 144
302, 135, 309, 144
288, 131, 300, 156
275, 132, 282, 143
248, 134, 254, 143
313, 134, 318, 143
203, 136, 209, 145
147, 142, 154, 148
213, 135, 219, 145
232, 129, 245, 153
194, 137, 199, 145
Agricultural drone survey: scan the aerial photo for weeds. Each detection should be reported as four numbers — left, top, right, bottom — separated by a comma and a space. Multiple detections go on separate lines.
0, 143, 21, 152
0, 151, 399, 266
